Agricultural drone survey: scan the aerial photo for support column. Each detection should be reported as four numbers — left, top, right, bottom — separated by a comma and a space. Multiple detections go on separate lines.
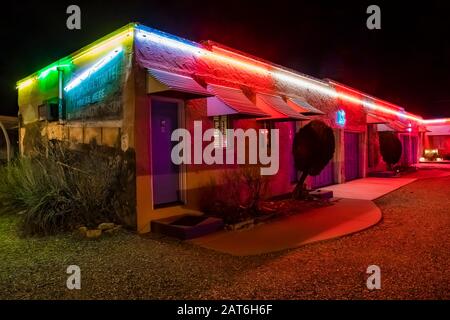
334, 128, 345, 184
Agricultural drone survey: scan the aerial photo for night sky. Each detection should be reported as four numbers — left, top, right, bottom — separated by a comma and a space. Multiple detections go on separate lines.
1, 0, 449, 118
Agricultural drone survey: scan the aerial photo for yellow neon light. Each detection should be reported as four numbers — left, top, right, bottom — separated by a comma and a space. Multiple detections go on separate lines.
16, 77, 36, 90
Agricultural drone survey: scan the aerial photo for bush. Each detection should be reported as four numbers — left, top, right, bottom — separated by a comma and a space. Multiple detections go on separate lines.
199, 165, 269, 225
292, 120, 335, 198
0, 142, 135, 236
378, 132, 402, 170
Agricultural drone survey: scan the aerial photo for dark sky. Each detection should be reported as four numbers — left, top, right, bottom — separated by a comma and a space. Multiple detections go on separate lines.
1, 0, 449, 118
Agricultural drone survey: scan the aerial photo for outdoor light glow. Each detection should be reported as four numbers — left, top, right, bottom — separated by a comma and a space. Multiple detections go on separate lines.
136, 28, 205, 56
64, 47, 123, 92
38, 64, 72, 79
15, 24, 445, 127
422, 118, 450, 124
72, 28, 133, 62
336, 109, 346, 126
420, 157, 426, 162
136, 26, 428, 123
16, 77, 36, 90
407, 123, 412, 132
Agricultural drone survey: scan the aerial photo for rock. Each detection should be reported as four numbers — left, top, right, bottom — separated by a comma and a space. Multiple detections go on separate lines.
228, 219, 254, 231
104, 225, 122, 235
86, 229, 102, 238
98, 223, 115, 231
78, 226, 88, 236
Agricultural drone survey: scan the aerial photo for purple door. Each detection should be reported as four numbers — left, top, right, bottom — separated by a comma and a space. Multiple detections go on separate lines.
311, 161, 334, 189
402, 135, 411, 165
151, 99, 180, 206
345, 132, 360, 181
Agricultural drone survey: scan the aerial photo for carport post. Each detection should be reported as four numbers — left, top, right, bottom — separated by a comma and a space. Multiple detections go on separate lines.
0, 121, 11, 163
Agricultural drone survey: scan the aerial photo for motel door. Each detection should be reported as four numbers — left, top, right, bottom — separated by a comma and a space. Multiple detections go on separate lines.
402, 135, 411, 165
151, 99, 180, 206
311, 161, 334, 189
344, 132, 360, 181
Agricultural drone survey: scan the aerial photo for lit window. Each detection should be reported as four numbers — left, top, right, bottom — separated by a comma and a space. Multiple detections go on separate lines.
213, 115, 229, 148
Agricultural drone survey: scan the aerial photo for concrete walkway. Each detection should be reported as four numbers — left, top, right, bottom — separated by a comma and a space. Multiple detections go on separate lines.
322, 177, 417, 200
417, 162, 450, 170
190, 198, 381, 256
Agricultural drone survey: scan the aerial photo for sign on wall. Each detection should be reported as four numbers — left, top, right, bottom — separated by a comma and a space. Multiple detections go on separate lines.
64, 48, 126, 121
336, 109, 346, 126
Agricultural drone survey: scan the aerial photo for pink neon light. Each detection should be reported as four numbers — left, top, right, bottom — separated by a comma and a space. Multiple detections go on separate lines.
136, 27, 436, 125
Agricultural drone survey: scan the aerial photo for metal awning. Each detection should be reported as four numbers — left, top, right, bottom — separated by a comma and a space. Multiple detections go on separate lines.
255, 93, 309, 121
146, 68, 212, 99
366, 113, 388, 124
377, 121, 408, 132
206, 84, 269, 117
286, 97, 325, 115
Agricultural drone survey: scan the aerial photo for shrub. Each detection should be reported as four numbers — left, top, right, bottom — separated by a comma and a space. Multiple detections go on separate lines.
378, 132, 402, 170
0, 142, 135, 236
199, 165, 269, 225
292, 120, 335, 199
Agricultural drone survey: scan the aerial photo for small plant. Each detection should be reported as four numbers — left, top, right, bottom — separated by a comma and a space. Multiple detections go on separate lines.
378, 132, 402, 171
0, 141, 135, 236
292, 120, 335, 199
199, 165, 269, 225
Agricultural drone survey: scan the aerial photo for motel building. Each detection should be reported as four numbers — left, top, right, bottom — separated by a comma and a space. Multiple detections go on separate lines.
16, 23, 448, 233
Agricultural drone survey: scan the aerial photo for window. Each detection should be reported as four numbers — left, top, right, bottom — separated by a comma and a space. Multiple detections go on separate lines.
38, 102, 59, 122
213, 115, 229, 148
261, 120, 275, 149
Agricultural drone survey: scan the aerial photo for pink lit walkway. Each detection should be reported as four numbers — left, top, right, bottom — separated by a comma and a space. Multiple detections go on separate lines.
190, 198, 381, 256
323, 177, 417, 200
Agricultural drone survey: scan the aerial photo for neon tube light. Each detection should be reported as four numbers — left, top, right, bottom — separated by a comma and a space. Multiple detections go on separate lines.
135, 27, 205, 56
72, 28, 133, 62
16, 77, 36, 90
64, 47, 123, 92
422, 118, 450, 124
136, 27, 426, 123
38, 64, 72, 79
136, 28, 335, 96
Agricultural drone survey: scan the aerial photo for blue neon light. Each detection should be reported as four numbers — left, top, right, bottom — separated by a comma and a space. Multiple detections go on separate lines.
64, 47, 123, 92
336, 109, 346, 126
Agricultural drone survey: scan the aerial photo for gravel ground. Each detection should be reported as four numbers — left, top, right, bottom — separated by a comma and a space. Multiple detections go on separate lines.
1, 173, 449, 299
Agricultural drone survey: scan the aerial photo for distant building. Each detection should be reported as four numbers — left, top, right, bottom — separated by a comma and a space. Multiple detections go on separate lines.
0, 115, 18, 163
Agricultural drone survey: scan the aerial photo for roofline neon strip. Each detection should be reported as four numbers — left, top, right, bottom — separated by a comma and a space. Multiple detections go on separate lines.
135, 26, 425, 123
16, 23, 134, 88
16, 23, 443, 125
422, 118, 450, 124
64, 46, 123, 92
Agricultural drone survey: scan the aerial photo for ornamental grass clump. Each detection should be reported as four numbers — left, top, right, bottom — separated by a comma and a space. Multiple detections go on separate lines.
0, 143, 134, 236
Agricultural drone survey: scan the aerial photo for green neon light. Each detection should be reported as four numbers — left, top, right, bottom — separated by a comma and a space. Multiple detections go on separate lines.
16, 23, 135, 89
38, 64, 72, 79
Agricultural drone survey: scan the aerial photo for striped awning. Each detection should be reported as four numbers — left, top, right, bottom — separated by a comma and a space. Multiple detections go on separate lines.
147, 68, 212, 99
287, 97, 325, 115
367, 113, 389, 124
256, 93, 309, 121
377, 121, 408, 132
206, 84, 269, 117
